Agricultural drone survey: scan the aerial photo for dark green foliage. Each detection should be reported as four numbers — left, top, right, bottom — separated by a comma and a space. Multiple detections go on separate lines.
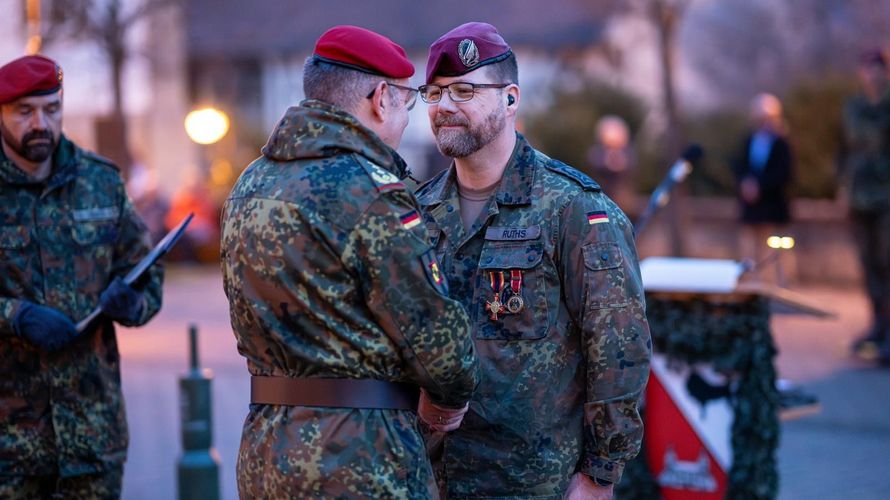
784, 76, 859, 198
523, 78, 647, 177
683, 110, 750, 197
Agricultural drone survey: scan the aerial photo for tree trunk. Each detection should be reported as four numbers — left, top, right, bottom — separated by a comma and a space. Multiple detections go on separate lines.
98, 2, 133, 176
652, 0, 688, 256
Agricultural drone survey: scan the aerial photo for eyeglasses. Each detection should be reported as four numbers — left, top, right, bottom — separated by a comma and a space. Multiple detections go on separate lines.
418, 82, 510, 103
366, 82, 418, 111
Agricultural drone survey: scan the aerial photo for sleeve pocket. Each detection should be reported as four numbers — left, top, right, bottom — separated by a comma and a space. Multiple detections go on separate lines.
582, 242, 629, 309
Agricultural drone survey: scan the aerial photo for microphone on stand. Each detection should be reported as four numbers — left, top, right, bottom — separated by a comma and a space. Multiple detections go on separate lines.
634, 144, 703, 239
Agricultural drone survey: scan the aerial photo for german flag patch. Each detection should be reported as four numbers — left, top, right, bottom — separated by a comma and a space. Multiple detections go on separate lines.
400, 210, 421, 230
587, 211, 609, 225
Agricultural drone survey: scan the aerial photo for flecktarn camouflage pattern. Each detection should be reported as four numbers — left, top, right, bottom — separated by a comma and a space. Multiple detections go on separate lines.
415, 133, 651, 498
220, 99, 479, 499
842, 88, 890, 212
0, 135, 162, 477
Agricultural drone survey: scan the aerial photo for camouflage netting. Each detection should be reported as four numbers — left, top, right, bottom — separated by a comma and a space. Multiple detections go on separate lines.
617, 294, 779, 500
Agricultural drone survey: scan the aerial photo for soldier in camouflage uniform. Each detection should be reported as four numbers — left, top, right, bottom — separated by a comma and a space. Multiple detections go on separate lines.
0, 55, 163, 498
842, 48, 890, 364
415, 23, 652, 499
220, 26, 479, 499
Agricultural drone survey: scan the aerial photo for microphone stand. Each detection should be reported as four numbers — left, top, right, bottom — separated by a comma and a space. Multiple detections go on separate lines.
634, 145, 702, 240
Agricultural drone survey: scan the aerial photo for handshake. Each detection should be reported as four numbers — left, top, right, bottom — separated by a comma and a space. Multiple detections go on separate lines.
417, 389, 470, 432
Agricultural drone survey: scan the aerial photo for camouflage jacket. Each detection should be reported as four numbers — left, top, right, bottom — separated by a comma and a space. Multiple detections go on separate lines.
0, 136, 163, 476
842, 89, 890, 212
220, 100, 479, 499
416, 133, 651, 498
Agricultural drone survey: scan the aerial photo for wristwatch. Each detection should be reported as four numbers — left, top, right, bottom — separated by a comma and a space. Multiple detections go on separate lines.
592, 476, 613, 487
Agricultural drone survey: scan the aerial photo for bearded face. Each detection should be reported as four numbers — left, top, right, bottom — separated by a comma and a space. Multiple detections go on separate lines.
432, 103, 506, 159
0, 92, 63, 166
1, 125, 56, 162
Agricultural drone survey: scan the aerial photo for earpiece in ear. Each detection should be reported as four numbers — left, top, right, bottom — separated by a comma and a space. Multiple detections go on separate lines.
507, 95, 515, 106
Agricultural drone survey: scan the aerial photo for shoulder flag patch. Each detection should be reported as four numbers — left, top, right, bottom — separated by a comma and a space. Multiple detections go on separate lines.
400, 210, 422, 230
587, 211, 609, 225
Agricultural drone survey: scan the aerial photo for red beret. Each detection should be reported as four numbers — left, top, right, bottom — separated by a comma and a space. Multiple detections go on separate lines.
0, 55, 63, 105
426, 22, 512, 83
313, 25, 414, 79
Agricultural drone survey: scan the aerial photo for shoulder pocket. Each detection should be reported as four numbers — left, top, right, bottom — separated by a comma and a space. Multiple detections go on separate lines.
72, 221, 119, 246
478, 241, 543, 270
473, 241, 549, 341
582, 241, 629, 309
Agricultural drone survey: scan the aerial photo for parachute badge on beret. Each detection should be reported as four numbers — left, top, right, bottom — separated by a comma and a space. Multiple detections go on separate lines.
458, 39, 480, 67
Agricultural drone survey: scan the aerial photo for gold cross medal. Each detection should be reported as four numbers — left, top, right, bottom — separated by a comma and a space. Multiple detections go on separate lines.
485, 271, 506, 321
506, 269, 525, 314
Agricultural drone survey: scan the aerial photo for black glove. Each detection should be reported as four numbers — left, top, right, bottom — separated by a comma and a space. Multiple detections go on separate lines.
13, 302, 78, 351
99, 277, 145, 325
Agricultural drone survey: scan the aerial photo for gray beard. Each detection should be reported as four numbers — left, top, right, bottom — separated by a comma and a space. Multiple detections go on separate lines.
435, 109, 505, 159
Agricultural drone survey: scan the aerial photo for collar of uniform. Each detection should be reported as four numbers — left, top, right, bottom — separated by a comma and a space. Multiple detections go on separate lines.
493, 132, 535, 206
0, 134, 77, 187
418, 132, 535, 208
416, 163, 456, 208
262, 99, 407, 179
45, 135, 79, 191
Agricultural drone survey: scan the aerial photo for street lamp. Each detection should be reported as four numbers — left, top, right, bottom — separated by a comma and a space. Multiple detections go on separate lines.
766, 235, 795, 250
184, 107, 229, 145
25, 0, 42, 54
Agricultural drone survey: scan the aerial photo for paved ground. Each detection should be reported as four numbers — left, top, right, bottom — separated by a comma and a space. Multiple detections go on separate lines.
771, 288, 890, 499
116, 265, 890, 499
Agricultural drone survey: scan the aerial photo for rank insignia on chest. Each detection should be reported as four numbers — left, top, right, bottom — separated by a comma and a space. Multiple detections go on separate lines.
400, 210, 421, 230
587, 211, 609, 225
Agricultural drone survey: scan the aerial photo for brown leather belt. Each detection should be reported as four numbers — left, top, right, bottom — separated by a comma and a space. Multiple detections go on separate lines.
250, 376, 419, 410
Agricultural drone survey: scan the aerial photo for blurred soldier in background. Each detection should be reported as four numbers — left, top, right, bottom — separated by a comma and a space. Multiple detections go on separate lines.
219, 26, 479, 498
0, 55, 163, 499
842, 48, 890, 364
416, 22, 651, 500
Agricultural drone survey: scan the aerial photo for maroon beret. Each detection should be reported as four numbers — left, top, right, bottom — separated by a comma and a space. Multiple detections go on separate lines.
0, 55, 63, 105
313, 25, 414, 79
426, 22, 512, 83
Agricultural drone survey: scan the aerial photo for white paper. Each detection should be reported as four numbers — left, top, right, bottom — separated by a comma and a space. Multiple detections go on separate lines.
640, 257, 745, 293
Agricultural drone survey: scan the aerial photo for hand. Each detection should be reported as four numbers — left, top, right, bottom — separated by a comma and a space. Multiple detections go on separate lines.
14, 302, 78, 351
740, 176, 760, 204
417, 389, 469, 432
563, 473, 613, 500
99, 277, 145, 324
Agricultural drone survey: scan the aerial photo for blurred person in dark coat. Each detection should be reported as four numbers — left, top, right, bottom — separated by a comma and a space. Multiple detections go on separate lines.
734, 93, 794, 283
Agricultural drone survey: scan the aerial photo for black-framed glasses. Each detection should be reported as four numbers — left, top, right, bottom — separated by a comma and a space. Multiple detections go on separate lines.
418, 82, 510, 103
366, 82, 418, 111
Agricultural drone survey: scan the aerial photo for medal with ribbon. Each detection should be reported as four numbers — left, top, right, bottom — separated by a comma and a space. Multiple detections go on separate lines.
485, 271, 506, 321
506, 269, 525, 314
